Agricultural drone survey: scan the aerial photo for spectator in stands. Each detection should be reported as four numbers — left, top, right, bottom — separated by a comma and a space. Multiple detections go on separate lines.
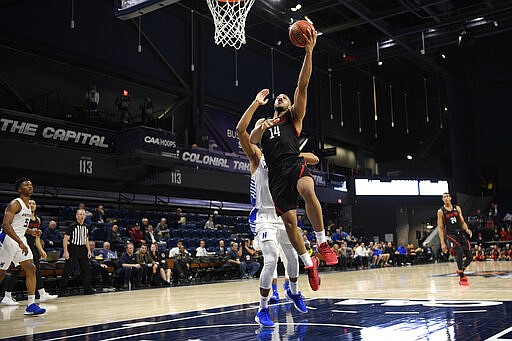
140, 218, 150, 232
173, 244, 192, 283
92, 204, 107, 223
501, 244, 512, 261
144, 224, 158, 245
507, 225, 512, 241
215, 240, 227, 257
224, 242, 241, 275
98, 241, 117, 260
204, 215, 215, 230
476, 232, 485, 246
240, 239, 260, 279
383, 242, 396, 266
489, 245, 500, 261
156, 218, 170, 238
119, 243, 144, 289
354, 242, 367, 270
139, 97, 153, 125
78, 203, 93, 225
107, 224, 124, 252
475, 209, 485, 230
149, 243, 171, 285
297, 215, 304, 228
174, 209, 187, 227
339, 242, 348, 270
371, 242, 384, 267
84, 84, 99, 114
489, 202, 499, 225
397, 244, 407, 265
42, 220, 62, 248
500, 227, 508, 241
326, 219, 335, 234
492, 228, 500, 242
332, 228, 343, 246
169, 241, 189, 258
422, 243, 433, 263
129, 224, 145, 248
212, 210, 223, 229
116, 89, 132, 125
195, 240, 208, 258
88, 240, 111, 289
135, 244, 152, 287
474, 245, 485, 261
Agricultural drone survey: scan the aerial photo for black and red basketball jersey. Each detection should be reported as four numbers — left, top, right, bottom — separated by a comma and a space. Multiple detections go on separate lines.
260, 111, 300, 170
441, 206, 462, 234
25, 216, 41, 246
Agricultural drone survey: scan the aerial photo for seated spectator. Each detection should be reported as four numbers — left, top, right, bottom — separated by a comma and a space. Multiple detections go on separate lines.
119, 243, 144, 289
98, 241, 117, 260
139, 217, 150, 232
383, 242, 395, 266
476, 232, 485, 246
135, 244, 153, 286
240, 239, 260, 278
144, 224, 159, 245
78, 203, 93, 225
331, 228, 343, 246
500, 227, 508, 241
174, 208, 186, 227
396, 244, 407, 265
195, 240, 208, 258
169, 241, 188, 258
92, 204, 107, 223
339, 242, 348, 270
42, 220, 62, 248
354, 242, 367, 270
204, 215, 215, 230
371, 242, 384, 267
297, 215, 304, 228
499, 244, 511, 261
506, 225, 512, 241
212, 210, 223, 229
148, 243, 171, 285
474, 245, 485, 261
488, 245, 500, 261
224, 242, 241, 275
422, 243, 433, 263
326, 219, 335, 234
173, 244, 192, 283
107, 224, 125, 252
85, 84, 100, 113
492, 228, 500, 242
215, 240, 227, 257
156, 218, 170, 238
129, 224, 145, 248
88, 240, 111, 289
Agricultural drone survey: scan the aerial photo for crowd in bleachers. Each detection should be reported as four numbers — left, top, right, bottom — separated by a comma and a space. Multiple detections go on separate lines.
2, 199, 512, 299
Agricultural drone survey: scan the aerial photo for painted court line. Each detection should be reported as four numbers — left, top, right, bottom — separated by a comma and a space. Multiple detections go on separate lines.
453, 310, 487, 314
331, 310, 358, 314
485, 326, 512, 341
384, 311, 420, 315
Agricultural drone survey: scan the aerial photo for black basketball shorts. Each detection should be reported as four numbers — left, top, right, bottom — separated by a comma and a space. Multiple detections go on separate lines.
268, 158, 313, 216
446, 232, 471, 252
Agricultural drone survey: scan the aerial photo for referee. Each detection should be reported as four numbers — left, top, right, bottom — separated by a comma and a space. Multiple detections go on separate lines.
59, 208, 94, 295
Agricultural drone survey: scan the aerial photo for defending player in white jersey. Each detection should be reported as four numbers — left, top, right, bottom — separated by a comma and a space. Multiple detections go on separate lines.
237, 89, 319, 328
0, 178, 46, 315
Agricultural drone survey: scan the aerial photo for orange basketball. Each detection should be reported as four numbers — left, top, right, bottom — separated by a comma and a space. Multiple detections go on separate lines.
289, 20, 315, 48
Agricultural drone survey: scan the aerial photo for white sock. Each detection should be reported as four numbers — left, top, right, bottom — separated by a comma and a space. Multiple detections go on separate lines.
38, 289, 46, 296
28, 295, 35, 306
289, 280, 299, 295
260, 295, 269, 310
299, 252, 313, 267
4, 292, 12, 299
315, 230, 327, 245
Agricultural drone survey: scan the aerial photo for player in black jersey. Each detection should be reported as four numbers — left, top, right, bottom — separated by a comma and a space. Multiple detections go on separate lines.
437, 192, 473, 286
249, 26, 337, 292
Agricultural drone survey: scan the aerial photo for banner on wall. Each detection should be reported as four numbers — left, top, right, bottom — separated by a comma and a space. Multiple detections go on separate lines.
0, 109, 114, 153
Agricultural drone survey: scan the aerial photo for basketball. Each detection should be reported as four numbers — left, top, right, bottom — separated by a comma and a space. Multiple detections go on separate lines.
289, 20, 315, 48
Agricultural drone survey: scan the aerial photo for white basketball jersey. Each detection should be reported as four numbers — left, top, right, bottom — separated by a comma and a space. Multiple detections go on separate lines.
249, 156, 280, 234
11, 198, 31, 237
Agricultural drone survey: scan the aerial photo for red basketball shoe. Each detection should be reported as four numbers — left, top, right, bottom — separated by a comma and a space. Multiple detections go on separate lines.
305, 256, 320, 291
318, 242, 339, 266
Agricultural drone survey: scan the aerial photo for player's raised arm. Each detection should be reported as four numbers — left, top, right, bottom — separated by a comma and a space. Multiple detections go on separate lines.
237, 89, 268, 168
290, 28, 317, 125
2, 201, 28, 255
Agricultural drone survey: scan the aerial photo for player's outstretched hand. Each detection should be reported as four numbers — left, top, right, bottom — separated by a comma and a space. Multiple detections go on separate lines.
303, 28, 317, 53
466, 228, 473, 238
255, 89, 270, 106
261, 118, 280, 130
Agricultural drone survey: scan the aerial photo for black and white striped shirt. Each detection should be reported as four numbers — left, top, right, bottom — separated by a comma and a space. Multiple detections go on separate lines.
65, 222, 89, 246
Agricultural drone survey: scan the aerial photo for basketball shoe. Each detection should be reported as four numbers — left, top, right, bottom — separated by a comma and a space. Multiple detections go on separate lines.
317, 242, 338, 266
305, 256, 320, 291
285, 289, 308, 313
255, 308, 274, 328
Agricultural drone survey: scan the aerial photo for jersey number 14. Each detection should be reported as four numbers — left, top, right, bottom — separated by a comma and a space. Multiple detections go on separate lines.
269, 126, 281, 139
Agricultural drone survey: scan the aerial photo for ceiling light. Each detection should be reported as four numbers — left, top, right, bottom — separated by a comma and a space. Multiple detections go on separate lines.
296, 4, 302, 10
441, 53, 446, 59
444, 107, 448, 112
407, 154, 413, 160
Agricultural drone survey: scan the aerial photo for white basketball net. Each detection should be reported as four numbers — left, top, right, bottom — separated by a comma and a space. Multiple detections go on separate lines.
206, 0, 256, 49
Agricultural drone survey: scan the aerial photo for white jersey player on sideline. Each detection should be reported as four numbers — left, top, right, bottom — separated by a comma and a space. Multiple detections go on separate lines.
0, 177, 46, 315
237, 89, 319, 328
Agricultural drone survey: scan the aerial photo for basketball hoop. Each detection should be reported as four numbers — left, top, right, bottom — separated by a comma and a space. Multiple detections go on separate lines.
206, 0, 256, 49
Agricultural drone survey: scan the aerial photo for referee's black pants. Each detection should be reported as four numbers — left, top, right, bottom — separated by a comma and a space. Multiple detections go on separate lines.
59, 245, 93, 294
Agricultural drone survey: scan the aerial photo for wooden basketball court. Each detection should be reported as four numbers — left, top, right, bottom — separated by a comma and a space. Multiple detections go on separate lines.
1, 261, 511, 340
